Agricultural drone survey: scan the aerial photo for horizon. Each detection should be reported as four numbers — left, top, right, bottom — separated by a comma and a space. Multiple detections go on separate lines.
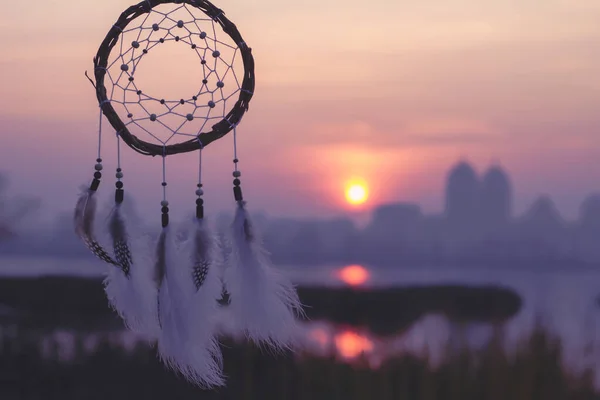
2, 158, 599, 229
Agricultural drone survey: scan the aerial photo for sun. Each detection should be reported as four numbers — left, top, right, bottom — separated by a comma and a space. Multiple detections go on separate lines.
345, 182, 368, 205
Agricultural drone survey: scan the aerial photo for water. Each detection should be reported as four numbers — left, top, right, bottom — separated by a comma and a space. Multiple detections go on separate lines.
0, 255, 599, 383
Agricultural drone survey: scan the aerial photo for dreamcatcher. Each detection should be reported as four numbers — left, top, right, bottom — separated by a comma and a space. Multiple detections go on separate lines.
74, 0, 303, 387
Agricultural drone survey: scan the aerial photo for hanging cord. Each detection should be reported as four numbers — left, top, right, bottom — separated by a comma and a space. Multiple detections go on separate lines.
116, 131, 122, 172
97, 108, 104, 161
233, 127, 239, 173
162, 153, 167, 204
196, 139, 204, 219
232, 127, 243, 202
90, 109, 104, 191
198, 139, 203, 186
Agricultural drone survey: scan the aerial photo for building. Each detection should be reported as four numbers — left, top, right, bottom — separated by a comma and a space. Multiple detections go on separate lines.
444, 161, 480, 242
479, 165, 512, 234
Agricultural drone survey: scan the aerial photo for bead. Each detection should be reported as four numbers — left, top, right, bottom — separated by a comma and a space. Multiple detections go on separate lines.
160, 99, 165, 104
195, 188, 204, 196
116, 181, 124, 189
196, 198, 204, 205
233, 185, 243, 201
120, 64, 129, 72
201, 59, 206, 65
116, 172, 124, 179
150, 114, 157, 121
177, 20, 184, 28
161, 182, 167, 187
200, 31, 207, 39
152, 23, 159, 31
186, 114, 194, 121
212, 50, 220, 58
197, 183, 203, 187
95, 163, 103, 171
175, 36, 180, 41
128, 77, 134, 82
115, 188, 124, 204
159, 38, 165, 43
191, 44, 197, 49
202, 79, 208, 84
233, 178, 240, 186
192, 96, 198, 101
216, 81, 224, 88
161, 200, 169, 207
208, 101, 215, 108
96, 158, 102, 163
127, 113, 133, 118
161, 206, 169, 213
94, 172, 102, 179
233, 171, 241, 177
116, 168, 122, 172
142, 49, 148, 54
180, 99, 185, 104
233, 158, 238, 163
137, 90, 142, 95
132, 41, 140, 48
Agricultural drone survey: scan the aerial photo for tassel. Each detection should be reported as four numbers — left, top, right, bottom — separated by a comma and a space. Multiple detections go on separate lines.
224, 201, 304, 351
103, 198, 160, 340
156, 224, 225, 388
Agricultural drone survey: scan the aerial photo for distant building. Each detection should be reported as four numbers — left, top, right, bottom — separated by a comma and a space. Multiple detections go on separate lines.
364, 202, 424, 258
575, 193, 600, 262
517, 195, 568, 256
444, 161, 480, 242
371, 203, 422, 230
579, 193, 600, 231
479, 165, 512, 234
523, 196, 563, 228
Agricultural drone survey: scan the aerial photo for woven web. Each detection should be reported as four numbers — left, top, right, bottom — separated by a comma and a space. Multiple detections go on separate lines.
103, 3, 243, 146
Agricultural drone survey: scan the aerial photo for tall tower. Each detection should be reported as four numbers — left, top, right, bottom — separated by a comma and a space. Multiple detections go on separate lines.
445, 161, 480, 240
480, 165, 512, 233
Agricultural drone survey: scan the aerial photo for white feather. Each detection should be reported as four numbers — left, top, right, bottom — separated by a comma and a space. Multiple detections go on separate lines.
103, 230, 161, 340
156, 222, 225, 388
99, 197, 161, 340
224, 203, 304, 351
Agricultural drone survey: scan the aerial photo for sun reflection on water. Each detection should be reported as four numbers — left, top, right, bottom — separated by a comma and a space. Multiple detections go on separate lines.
334, 330, 374, 359
335, 264, 370, 286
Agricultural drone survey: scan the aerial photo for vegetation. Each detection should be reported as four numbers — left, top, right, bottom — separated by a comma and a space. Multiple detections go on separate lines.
0, 323, 597, 400
0, 276, 522, 335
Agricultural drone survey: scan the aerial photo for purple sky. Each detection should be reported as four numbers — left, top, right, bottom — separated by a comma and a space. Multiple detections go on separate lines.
1, 0, 599, 224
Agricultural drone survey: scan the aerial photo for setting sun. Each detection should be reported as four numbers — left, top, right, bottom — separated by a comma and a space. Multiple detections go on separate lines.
336, 264, 370, 286
345, 182, 368, 205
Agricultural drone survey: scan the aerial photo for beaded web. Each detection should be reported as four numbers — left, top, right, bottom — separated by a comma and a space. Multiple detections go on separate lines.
102, 2, 244, 147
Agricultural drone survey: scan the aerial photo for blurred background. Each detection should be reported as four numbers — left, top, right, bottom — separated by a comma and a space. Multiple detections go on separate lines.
1, 0, 599, 399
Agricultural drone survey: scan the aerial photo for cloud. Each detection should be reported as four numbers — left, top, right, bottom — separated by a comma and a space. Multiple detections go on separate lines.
297, 119, 504, 149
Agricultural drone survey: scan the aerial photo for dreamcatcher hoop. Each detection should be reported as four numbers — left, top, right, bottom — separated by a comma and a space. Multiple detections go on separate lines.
74, 0, 302, 389
93, 0, 255, 156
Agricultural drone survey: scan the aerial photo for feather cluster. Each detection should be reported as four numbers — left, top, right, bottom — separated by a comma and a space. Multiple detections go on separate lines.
73, 187, 304, 388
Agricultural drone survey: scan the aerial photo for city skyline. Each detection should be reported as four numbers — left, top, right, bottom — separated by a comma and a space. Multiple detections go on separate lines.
1, 155, 600, 229
376, 159, 598, 222
3, 159, 600, 268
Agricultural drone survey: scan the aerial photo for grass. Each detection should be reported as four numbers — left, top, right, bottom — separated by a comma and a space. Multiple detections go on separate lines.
0, 322, 597, 400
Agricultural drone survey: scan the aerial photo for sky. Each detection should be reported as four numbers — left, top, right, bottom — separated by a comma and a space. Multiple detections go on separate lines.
1, 0, 599, 223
